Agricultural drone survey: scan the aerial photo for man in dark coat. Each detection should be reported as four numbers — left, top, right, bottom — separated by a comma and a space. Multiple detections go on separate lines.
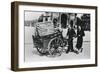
66, 20, 78, 54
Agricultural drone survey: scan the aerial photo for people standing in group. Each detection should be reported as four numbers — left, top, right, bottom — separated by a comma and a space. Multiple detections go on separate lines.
52, 13, 85, 54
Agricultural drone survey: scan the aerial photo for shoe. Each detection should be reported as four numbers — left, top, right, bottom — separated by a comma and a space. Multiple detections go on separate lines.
73, 50, 79, 54
79, 48, 83, 53
56, 53, 61, 56
74, 47, 79, 52
66, 50, 69, 54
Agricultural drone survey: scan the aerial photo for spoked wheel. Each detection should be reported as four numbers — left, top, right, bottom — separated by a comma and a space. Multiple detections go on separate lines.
36, 47, 47, 55
47, 37, 63, 57
36, 41, 47, 55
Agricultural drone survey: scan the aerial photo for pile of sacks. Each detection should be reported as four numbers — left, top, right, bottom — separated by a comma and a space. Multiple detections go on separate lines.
36, 22, 55, 36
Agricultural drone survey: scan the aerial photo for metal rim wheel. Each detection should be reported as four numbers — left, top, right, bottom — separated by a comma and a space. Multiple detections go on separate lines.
47, 37, 63, 57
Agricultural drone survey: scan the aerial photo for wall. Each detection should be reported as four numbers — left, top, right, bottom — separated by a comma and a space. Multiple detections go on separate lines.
0, 0, 100, 73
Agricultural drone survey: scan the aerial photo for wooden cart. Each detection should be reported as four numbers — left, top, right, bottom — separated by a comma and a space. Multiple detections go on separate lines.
32, 21, 68, 57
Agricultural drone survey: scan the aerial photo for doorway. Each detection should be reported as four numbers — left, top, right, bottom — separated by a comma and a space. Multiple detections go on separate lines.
61, 13, 67, 28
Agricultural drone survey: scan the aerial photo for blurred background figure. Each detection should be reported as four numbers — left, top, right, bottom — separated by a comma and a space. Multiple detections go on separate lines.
61, 13, 68, 39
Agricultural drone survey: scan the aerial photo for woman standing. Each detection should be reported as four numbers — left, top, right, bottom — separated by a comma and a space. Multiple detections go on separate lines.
76, 25, 85, 52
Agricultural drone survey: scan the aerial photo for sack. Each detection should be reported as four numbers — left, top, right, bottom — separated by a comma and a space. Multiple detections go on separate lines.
36, 22, 55, 36
62, 28, 68, 38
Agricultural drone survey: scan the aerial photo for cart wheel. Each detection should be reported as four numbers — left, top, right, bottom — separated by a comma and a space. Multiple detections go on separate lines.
48, 37, 63, 57
36, 47, 47, 55
32, 36, 47, 55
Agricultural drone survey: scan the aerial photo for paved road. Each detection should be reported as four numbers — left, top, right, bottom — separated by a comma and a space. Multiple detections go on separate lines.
25, 41, 90, 62
24, 31, 90, 62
